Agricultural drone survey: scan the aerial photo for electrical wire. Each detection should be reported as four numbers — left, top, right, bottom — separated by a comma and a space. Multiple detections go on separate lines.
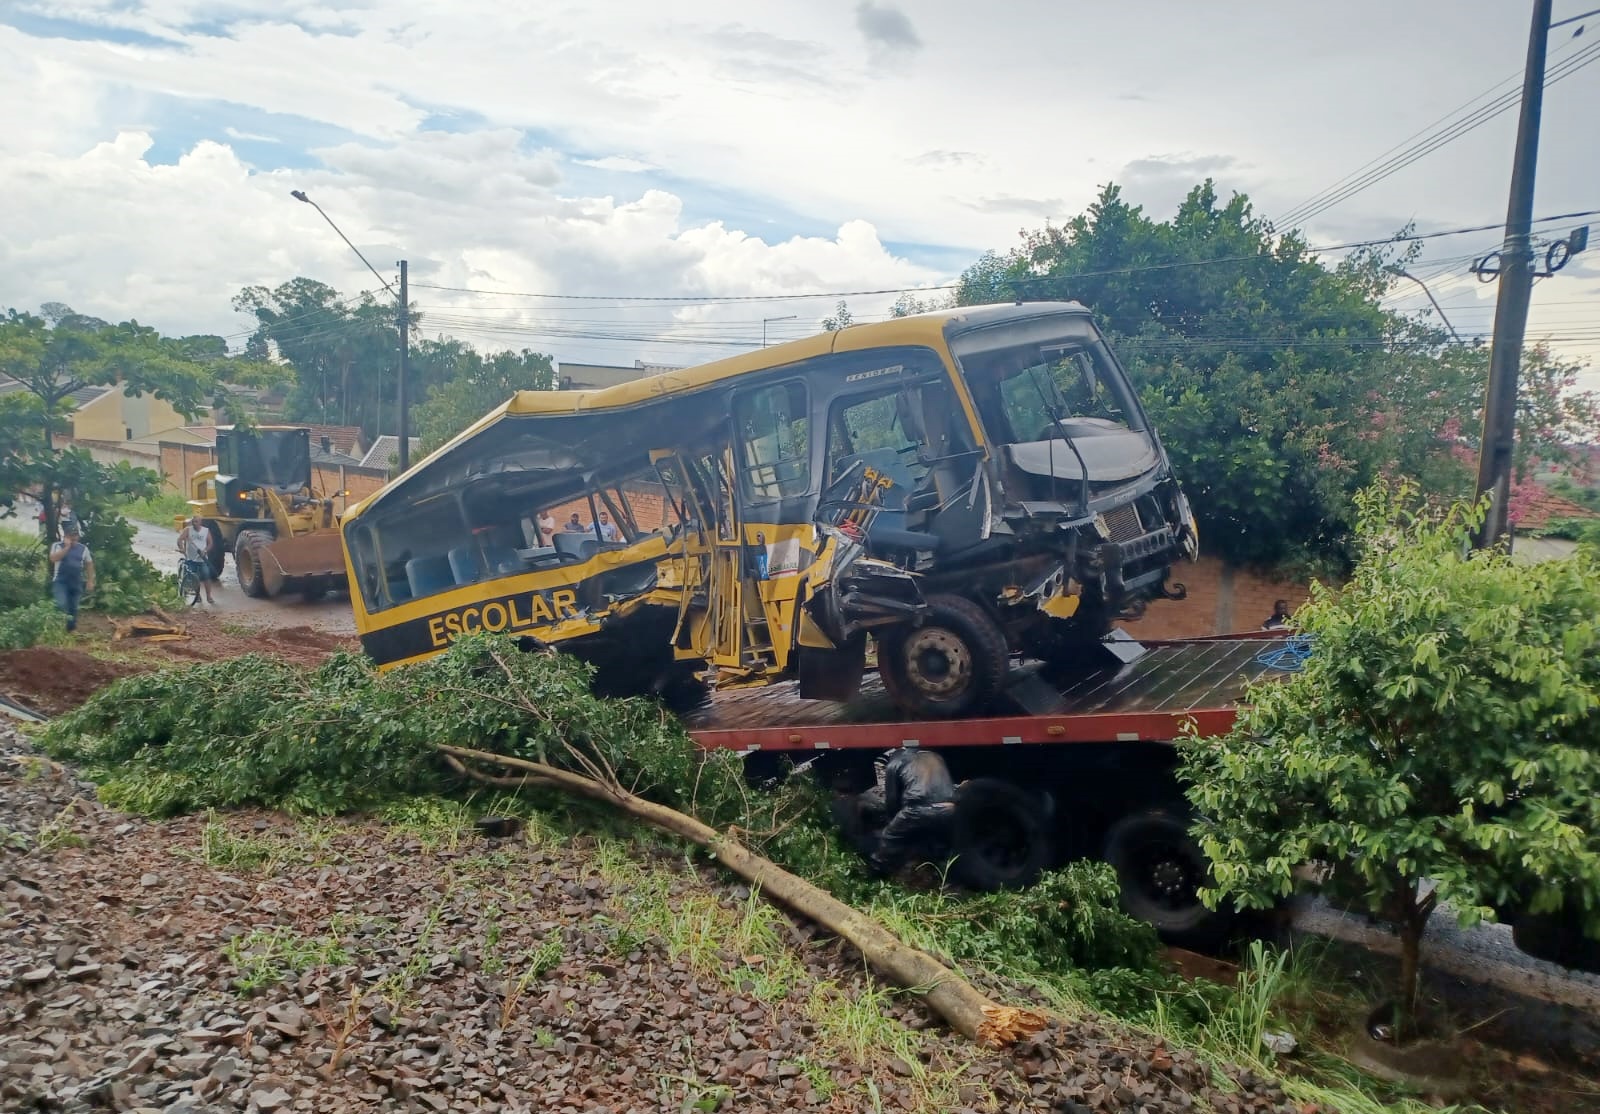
1277, 38, 1600, 228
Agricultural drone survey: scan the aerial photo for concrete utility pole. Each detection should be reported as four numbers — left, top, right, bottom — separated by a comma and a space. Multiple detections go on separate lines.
1473, 0, 1552, 550
398, 259, 410, 473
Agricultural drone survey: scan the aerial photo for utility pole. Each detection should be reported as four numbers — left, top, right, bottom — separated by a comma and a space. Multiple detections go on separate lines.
398, 259, 410, 473
1473, 0, 1551, 550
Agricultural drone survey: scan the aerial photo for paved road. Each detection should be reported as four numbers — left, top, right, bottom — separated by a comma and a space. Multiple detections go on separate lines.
8, 494, 355, 636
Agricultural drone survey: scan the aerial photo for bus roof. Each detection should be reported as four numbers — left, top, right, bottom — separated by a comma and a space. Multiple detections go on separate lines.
345, 300, 1091, 520
502, 300, 1091, 418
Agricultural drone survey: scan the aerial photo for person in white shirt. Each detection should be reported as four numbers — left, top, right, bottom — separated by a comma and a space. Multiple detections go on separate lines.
176, 514, 217, 604
588, 511, 621, 543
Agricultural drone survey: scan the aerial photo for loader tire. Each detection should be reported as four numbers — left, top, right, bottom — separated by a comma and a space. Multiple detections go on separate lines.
235, 530, 271, 598
877, 594, 1009, 719
204, 522, 226, 580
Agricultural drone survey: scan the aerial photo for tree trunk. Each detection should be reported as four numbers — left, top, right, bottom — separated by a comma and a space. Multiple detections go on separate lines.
438, 744, 1047, 1048
1395, 882, 1437, 1042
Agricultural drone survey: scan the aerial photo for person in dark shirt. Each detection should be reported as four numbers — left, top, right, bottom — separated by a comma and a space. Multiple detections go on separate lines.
1262, 599, 1292, 630
866, 747, 958, 876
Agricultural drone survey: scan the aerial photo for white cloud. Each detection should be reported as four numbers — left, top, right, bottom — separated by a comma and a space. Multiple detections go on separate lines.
573, 155, 659, 173
223, 126, 279, 142
0, 0, 1595, 372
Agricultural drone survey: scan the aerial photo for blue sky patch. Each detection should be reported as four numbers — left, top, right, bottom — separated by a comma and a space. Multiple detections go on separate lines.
133, 96, 371, 170
2, 9, 178, 48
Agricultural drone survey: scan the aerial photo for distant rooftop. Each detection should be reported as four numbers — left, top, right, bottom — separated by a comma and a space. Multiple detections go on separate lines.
360, 435, 422, 471
557, 359, 683, 391
0, 375, 113, 409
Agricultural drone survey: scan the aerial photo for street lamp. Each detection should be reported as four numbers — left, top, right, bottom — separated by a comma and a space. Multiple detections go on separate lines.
290, 190, 411, 473
762, 315, 797, 348
1392, 269, 1462, 344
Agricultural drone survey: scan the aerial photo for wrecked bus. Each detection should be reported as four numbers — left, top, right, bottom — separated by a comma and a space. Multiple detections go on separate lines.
339, 302, 1198, 717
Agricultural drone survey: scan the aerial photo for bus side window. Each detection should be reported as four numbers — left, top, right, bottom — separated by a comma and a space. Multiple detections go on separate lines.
734, 381, 809, 501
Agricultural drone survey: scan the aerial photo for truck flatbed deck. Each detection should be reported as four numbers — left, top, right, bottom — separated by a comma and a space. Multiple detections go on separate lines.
686, 634, 1296, 756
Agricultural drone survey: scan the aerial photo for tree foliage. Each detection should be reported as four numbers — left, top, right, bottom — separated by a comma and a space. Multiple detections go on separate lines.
413, 345, 555, 453
957, 183, 1599, 569
1180, 482, 1600, 1026
0, 305, 217, 609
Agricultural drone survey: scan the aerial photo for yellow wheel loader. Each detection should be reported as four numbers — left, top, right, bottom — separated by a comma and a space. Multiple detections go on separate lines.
177, 426, 349, 601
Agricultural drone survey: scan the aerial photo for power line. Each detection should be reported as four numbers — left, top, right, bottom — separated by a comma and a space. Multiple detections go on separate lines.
1277, 36, 1600, 228
406, 209, 1600, 308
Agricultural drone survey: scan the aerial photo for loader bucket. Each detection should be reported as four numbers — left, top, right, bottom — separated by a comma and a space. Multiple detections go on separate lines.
257, 531, 348, 597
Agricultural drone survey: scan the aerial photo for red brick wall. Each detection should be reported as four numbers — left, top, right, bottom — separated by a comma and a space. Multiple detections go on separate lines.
158, 442, 390, 504
1118, 555, 1323, 639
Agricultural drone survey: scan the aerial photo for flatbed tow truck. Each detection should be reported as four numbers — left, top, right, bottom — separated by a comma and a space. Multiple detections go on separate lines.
683, 631, 1294, 947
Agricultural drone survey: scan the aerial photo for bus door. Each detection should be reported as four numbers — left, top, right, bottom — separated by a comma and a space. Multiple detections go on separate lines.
652, 448, 763, 674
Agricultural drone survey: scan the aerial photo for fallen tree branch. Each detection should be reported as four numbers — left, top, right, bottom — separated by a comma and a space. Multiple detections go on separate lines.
437, 742, 1047, 1047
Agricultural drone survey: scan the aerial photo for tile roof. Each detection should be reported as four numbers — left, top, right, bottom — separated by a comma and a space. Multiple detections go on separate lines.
360, 435, 422, 471
1514, 487, 1600, 531
0, 375, 114, 409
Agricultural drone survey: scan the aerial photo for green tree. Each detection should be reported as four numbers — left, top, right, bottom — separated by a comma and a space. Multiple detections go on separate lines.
1181, 482, 1600, 1033
0, 305, 216, 608
413, 346, 555, 453
233, 278, 421, 439
957, 182, 1598, 569
821, 300, 855, 331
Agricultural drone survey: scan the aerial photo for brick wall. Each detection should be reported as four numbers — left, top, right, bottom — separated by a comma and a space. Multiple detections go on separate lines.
1118, 555, 1323, 639
158, 441, 390, 504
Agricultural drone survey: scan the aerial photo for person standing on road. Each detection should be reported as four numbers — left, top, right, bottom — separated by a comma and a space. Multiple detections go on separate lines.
176, 513, 216, 604
535, 509, 556, 547
589, 510, 621, 543
48, 523, 94, 633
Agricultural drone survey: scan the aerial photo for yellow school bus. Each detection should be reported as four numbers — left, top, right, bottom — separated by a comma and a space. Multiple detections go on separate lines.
339, 302, 1198, 717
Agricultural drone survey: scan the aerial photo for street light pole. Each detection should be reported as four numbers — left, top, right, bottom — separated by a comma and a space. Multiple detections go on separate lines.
398, 260, 410, 473
289, 190, 408, 470
1472, 0, 1552, 550
1393, 269, 1463, 345
762, 315, 797, 348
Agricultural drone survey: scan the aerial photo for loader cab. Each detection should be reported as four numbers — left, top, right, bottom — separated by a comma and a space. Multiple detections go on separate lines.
213, 426, 314, 517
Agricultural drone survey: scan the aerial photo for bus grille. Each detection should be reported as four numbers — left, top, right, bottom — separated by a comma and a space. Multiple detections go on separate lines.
1102, 504, 1143, 543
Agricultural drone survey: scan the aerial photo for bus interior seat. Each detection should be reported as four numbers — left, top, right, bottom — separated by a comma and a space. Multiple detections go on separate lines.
406, 555, 456, 599
482, 545, 524, 575
447, 545, 481, 585
553, 533, 600, 561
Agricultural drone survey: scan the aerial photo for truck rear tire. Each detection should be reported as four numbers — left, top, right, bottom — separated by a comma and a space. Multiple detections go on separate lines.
948, 778, 1053, 892
235, 530, 271, 598
877, 594, 1009, 719
1104, 806, 1231, 949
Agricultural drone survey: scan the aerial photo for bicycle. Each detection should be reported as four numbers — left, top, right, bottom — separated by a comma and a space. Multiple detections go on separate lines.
177, 556, 204, 607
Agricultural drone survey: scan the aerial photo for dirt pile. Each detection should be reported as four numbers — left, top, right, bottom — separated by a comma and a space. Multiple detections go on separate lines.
0, 647, 148, 716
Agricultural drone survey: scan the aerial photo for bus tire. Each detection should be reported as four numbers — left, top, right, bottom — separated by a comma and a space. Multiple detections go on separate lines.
1104, 807, 1231, 949
235, 530, 271, 598
948, 778, 1052, 892
877, 594, 1008, 719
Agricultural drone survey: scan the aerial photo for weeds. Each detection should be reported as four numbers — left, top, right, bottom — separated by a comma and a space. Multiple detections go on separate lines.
194, 813, 281, 871
500, 936, 564, 1029
34, 803, 89, 853
223, 925, 348, 995
381, 796, 474, 852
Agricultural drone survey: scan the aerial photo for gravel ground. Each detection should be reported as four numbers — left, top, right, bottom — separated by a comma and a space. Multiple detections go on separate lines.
0, 721, 1308, 1114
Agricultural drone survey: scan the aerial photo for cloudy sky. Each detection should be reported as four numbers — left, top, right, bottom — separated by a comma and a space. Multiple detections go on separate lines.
1, 0, 1597, 379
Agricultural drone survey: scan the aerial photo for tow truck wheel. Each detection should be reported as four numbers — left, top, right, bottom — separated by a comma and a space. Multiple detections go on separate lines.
235, 530, 270, 598
1103, 806, 1232, 949
877, 594, 1008, 719
948, 778, 1052, 891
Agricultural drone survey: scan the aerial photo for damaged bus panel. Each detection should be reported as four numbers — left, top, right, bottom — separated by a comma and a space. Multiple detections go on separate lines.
340, 302, 1198, 717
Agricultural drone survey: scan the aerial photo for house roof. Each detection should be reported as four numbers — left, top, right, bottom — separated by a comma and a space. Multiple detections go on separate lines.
0, 375, 115, 409
311, 445, 365, 467
360, 435, 421, 470
1514, 487, 1600, 531
302, 424, 367, 457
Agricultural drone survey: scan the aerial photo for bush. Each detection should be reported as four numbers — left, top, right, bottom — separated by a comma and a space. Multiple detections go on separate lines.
0, 600, 69, 651
0, 535, 46, 612
1182, 482, 1600, 1031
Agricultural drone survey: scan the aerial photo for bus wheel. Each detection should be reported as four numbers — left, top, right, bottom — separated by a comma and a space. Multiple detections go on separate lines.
877, 594, 1008, 718
1103, 807, 1232, 949
235, 530, 270, 598
948, 778, 1052, 891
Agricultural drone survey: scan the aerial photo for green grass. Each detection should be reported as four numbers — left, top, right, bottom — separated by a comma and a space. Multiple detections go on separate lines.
380, 795, 476, 852
125, 490, 192, 528
190, 812, 282, 871
222, 925, 348, 995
